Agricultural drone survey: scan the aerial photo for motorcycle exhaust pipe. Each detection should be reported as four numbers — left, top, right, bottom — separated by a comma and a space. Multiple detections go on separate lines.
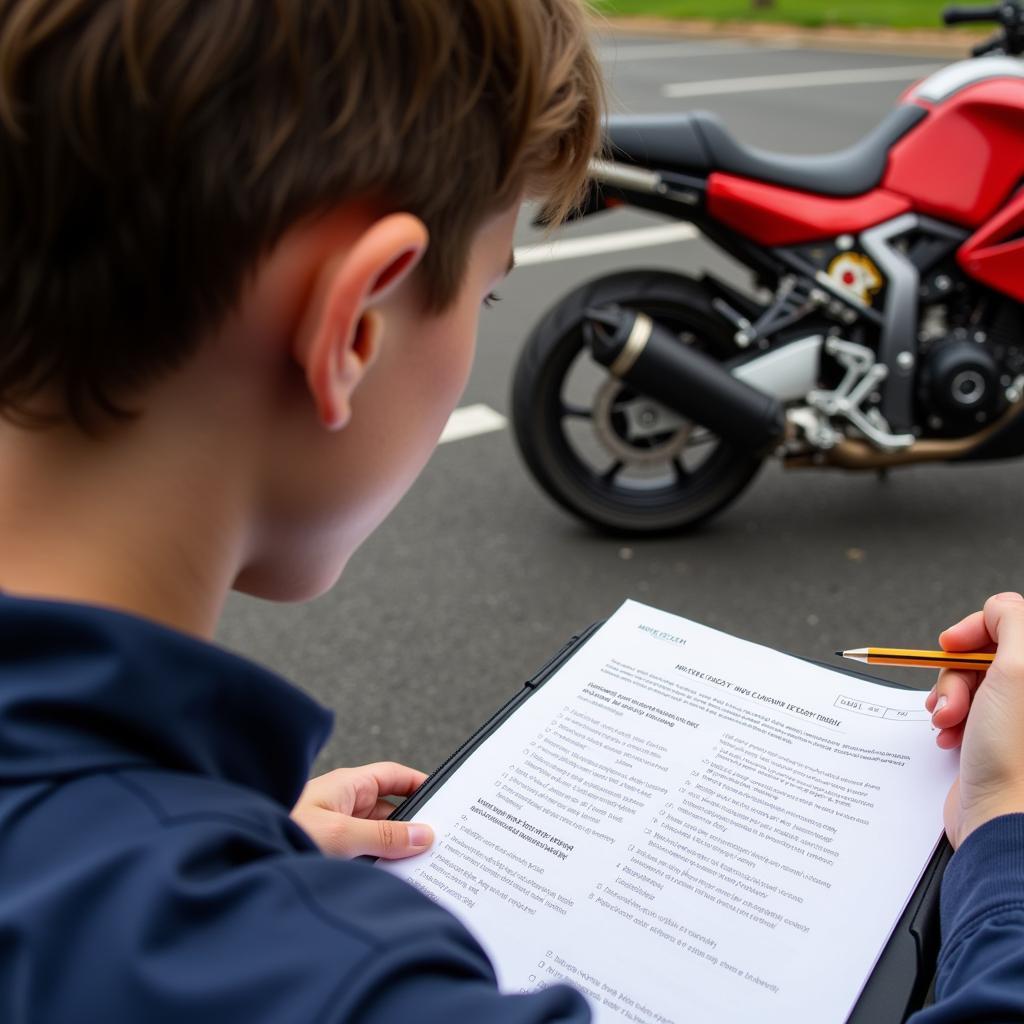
584, 305, 786, 452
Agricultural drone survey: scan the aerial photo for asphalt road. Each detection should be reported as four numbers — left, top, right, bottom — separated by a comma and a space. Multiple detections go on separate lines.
217, 36, 1024, 777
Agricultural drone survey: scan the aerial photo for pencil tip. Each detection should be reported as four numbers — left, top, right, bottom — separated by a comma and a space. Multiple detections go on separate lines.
834, 651, 844, 657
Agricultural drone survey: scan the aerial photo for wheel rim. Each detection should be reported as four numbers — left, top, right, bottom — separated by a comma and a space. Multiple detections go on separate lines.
538, 303, 738, 513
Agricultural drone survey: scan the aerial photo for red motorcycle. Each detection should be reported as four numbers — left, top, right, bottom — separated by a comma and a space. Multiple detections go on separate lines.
511, 3, 1024, 533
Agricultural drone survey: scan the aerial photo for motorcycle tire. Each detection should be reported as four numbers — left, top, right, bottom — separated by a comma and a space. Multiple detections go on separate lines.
511, 269, 763, 535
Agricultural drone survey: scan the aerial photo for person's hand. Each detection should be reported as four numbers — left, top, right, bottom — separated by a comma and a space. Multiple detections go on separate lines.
291, 761, 435, 859
926, 592, 1024, 849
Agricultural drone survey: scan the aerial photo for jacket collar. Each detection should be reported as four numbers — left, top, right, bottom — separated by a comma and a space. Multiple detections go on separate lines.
0, 591, 333, 808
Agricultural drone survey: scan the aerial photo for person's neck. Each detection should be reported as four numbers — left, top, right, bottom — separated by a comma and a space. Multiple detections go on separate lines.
0, 408, 253, 641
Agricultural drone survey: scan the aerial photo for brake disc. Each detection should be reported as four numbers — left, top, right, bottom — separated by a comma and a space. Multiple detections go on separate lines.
592, 378, 694, 467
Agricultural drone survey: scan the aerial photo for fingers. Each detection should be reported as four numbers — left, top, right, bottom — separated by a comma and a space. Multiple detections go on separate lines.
369, 799, 398, 820
984, 593, 1024, 678
358, 761, 430, 798
941, 593, 1023, 652
929, 593, 1024, 750
927, 667, 977, 749
935, 721, 965, 751
343, 762, 428, 818
926, 667, 976, 720
291, 763, 433, 858
943, 593, 1024, 653
301, 762, 428, 817
321, 814, 435, 860
939, 609, 995, 653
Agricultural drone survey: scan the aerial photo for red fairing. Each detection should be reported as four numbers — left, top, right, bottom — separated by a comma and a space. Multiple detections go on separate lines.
706, 174, 911, 246
885, 80, 1024, 227
958, 187, 1024, 302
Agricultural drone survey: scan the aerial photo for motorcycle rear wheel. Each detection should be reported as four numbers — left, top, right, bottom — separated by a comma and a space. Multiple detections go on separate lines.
511, 269, 763, 535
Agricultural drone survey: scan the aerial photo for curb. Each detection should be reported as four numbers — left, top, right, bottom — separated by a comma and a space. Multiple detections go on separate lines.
595, 16, 988, 58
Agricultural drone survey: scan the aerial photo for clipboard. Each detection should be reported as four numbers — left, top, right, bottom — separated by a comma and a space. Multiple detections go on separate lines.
391, 622, 950, 1024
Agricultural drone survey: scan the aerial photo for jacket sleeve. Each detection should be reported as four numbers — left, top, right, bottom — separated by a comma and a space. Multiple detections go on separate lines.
280, 855, 592, 1024
908, 814, 1024, 1023
343, 968, 590, 1024
40, 804, 592, 1024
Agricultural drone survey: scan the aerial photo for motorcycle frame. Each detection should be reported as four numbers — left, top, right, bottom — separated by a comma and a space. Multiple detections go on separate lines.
573, 157, 1024, 467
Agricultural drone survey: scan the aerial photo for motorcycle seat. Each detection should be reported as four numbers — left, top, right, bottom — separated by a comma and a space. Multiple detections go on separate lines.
606, 105, 926, 198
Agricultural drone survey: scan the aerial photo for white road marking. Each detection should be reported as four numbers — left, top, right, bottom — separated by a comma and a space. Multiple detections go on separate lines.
662, 63, 940, 98
445, 225, 702, 445
439, 403, 508, 445
514, 223, 699, 266
597, 42, 793, 62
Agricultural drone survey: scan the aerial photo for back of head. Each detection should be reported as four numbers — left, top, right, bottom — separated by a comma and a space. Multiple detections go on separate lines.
0, 0, 602, 432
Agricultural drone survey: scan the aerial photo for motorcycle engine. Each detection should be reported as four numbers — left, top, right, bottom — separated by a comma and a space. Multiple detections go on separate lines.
919, 336, 1005, 436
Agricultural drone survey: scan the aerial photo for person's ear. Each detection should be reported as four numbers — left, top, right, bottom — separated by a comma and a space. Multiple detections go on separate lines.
292, 213, 428, 431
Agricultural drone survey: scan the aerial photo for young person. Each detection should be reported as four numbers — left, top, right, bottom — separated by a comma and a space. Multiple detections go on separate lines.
0, 2, 600, 1020
0, 2, 1020, 1021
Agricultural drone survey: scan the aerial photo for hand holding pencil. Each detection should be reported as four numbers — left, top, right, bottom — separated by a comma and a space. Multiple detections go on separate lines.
915, 592, 1024, 849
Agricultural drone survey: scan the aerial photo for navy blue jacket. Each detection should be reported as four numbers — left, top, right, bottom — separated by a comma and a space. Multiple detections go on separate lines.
0, 591, 1022, 1022
909, 814, 1024, 1023
0, 592, 587, 1022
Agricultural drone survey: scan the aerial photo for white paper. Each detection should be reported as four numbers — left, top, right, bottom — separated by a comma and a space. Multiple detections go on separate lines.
381, 600, 960, 1024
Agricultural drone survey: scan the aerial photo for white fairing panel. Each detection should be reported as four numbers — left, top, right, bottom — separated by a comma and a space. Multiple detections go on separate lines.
909, 56, 1024, 104
731, 335, 822, 403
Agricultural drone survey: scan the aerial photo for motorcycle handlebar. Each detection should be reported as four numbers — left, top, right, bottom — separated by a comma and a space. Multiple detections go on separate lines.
943, 3, 1006, 23
972, 33, 1005, 53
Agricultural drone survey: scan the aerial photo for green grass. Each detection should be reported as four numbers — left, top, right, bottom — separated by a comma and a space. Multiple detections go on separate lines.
593, 0, 957, 29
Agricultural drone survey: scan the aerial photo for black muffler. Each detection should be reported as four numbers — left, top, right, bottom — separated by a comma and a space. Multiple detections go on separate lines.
584, 304, 786, 452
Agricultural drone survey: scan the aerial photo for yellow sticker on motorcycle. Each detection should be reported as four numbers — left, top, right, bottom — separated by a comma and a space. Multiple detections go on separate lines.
827, 252, 883, 305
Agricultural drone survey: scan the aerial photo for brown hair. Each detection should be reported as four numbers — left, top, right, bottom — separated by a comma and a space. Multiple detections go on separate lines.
0, 0, 602, 430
